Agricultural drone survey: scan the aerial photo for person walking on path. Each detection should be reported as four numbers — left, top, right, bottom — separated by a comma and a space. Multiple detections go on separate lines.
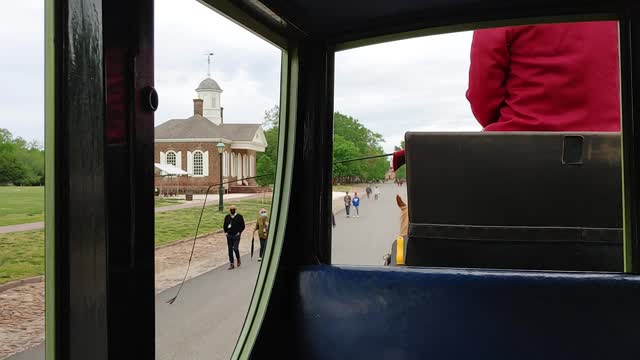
374, 186, 381, 200
223, 205, 245, 269
343, 191, 352, 218
366, 185, 372, 199
253, 208, 269, 261
352, 193, 361, 218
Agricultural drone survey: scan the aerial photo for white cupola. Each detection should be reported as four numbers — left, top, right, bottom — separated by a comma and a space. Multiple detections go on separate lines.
195, 78, 223, 125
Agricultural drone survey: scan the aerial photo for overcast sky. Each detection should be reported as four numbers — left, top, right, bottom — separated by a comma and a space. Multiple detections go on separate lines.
0, 0, 479, 153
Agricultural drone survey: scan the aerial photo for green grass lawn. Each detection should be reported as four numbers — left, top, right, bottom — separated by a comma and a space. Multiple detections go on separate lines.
155, 198, 272, 246
0, 230, 44, 285
154, 197, 185, 207
0, 191, 185, 230
0, 197, 273, 284
0, 186, 44, 227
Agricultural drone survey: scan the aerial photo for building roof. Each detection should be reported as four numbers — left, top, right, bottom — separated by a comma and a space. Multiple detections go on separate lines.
155, 115, 262, 141
196, 78, 222, 92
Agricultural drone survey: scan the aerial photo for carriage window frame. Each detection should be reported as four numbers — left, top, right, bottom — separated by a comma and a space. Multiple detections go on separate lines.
330, 16, 632, 273
44, 0, 640, 358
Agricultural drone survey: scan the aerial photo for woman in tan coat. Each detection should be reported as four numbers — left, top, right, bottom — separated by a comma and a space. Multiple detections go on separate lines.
254, 208, 269, 261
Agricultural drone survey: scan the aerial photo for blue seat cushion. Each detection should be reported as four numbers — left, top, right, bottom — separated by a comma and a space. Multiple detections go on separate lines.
296, 266, 640, 360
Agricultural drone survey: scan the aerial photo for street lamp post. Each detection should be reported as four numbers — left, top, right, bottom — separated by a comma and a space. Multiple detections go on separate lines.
216, 142, 225, 212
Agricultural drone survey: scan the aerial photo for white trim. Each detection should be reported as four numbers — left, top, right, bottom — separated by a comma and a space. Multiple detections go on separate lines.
187, 151, 193, 174
176, 151, 182, 170
253, 128, 268, 146
156, 138, 233, 143
203, 150, 209, 177
160, 151, 166, 164
230, 142, 266, 152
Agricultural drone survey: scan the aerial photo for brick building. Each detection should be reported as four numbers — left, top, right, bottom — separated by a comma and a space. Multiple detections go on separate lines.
154, 77, 267, 194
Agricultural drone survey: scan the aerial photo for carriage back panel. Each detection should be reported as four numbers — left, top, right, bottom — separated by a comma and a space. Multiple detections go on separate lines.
404, 132, 622, 271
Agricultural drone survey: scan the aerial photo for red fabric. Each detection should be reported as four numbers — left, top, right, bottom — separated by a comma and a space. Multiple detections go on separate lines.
466, 22, 621, 132
393, 150, 405, 171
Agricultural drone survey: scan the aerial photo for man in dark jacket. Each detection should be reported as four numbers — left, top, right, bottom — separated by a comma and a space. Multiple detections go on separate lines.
223, 205, 245, 269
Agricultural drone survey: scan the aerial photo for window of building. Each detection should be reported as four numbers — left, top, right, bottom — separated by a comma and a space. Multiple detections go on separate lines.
166, 151, 176, 166
193, 151, 203, 176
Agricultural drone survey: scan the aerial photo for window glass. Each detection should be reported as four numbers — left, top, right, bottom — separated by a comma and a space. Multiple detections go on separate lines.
153, 0, 281, 358
332, 21, 623, 273
193, 151, 203, 175
166, 151, 176, 166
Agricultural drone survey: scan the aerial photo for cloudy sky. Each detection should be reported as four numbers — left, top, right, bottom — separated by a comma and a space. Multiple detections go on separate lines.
0, 0, 479, 153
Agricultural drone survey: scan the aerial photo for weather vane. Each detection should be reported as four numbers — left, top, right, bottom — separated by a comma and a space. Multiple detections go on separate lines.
204, 51, 214, 78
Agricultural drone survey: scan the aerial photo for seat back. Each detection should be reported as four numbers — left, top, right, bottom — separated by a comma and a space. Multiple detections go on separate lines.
404, 132, 622, 271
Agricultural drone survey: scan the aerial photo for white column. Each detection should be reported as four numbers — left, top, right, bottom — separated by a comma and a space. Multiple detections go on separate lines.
237, 153, 242, 185
187, 151, 193, 174
160, 151, 166, 164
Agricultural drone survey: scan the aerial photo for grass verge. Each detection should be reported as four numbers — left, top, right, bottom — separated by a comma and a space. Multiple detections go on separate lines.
0, 230, 44, 285
0, 197, 273, 284
155, 198, 272, 246
0, 187, 44, 227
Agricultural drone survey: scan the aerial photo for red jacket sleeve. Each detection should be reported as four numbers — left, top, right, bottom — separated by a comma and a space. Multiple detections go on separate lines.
466, 28, 510, 128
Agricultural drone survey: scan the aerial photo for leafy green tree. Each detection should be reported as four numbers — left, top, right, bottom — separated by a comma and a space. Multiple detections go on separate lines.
0, 128, 44, 186
256, 106, 280, 186
255, 107, 390, 184
333, 112, 388, 183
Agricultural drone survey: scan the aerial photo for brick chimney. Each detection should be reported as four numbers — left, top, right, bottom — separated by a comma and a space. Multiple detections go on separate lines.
193, 99, 204, 116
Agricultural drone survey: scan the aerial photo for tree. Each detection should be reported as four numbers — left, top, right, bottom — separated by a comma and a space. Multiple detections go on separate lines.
256, 106, 280, 186
255, 107, 389, 184
333, 112, 388, 183
0, 128, 45, 186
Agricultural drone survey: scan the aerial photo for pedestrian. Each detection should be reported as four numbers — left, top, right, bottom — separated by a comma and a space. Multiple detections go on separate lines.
374, 186, 380, 200
223, 205, 245, 269
352, 192, 361, 218
343, 191, 352, 218
366, 185, 372, 199
253, 208, 269, 261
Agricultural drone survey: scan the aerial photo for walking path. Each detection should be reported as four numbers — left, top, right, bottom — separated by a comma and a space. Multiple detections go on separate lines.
3, 222, 261, 360
3, 185, 392, 360
332, 183, 406, 265
0, 192, 272, 234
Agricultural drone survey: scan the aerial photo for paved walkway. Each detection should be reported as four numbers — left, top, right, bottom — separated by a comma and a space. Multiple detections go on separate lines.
0, 223, 44, 235
332, 183, 406, 265
5, 184, 401, 360
0, 193, 272, 234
